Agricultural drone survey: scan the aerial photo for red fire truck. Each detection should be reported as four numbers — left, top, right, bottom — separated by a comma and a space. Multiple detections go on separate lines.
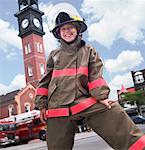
0, 121, 19, 146
0, 110, 46, 146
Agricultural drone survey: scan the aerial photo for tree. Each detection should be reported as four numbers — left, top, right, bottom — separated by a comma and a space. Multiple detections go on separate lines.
122, 90, 145, 115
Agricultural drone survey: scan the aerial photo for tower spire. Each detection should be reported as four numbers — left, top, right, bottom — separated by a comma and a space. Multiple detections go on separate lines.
119, 84, 128, 95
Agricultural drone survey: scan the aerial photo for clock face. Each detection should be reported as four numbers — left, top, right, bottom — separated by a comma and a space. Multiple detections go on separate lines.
21, 19, 29, 29
33, 18, 41, 28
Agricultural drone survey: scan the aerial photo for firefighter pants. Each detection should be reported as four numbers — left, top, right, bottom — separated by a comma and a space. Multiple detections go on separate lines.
46, 103, 145, 150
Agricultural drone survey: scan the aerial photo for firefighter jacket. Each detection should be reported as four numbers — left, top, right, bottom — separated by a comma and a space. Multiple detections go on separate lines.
35, 36, 110, 118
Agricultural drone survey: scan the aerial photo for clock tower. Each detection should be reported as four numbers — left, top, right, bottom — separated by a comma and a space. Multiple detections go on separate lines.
15, 0, 46, 88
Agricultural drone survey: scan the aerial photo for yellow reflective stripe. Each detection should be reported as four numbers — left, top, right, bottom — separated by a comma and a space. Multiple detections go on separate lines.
71, 15, 82, 21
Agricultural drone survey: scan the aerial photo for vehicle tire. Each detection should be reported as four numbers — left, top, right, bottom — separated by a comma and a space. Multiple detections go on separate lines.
21, 140, 28, 144
39, 130, 46, 141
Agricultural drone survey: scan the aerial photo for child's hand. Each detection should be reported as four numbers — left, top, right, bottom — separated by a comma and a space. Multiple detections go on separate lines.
40, 108, 47, 124
98, 99, 117, 109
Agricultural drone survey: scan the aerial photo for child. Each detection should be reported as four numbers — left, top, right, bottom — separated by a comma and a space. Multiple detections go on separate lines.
35, 11, 145, 150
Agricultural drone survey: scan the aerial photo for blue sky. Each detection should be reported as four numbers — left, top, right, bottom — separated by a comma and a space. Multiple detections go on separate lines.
0, 0, 145, 99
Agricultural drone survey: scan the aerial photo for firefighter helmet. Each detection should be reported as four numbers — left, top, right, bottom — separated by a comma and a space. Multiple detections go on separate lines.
51, 11, 87, 39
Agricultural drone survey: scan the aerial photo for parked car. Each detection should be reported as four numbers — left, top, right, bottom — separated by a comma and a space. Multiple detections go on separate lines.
130, 115, 145, 124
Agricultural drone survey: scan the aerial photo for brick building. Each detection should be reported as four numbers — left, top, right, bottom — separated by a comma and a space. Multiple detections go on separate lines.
117, 68, 145, 115
0, 84, 35, 119
0, 0, 46, 119
118, 68, 145, 100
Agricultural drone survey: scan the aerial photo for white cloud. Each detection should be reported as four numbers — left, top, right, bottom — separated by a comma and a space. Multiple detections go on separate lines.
108, 72, 134, 100
0, 74, 26, 95
104, 50, 144, 73
43, 22, 58, 56
81, 0, 145, 48
0, 19, 21, 49
39, 2, 58, 56
0, 19, 21, 60
6, 48, 18, 61
39, 2, 53, 17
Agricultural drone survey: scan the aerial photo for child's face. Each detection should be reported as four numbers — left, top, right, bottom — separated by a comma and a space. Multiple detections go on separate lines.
60, 23, 78, 43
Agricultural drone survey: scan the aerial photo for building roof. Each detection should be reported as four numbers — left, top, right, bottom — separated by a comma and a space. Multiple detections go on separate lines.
0, 84, 36, 105
118, 86, 135, 97
0, 89, 20, 104
127, 87, 135, 93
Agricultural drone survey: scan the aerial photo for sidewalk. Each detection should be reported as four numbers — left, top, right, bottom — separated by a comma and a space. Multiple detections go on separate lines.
75, 131, 97, 140
29, 131, 97, 143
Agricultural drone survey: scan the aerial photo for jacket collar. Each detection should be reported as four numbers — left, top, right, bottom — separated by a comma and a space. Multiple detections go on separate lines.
59, 36, 85, 52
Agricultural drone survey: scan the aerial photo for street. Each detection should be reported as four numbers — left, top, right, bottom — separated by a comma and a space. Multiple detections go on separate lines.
73, 135, 113, 150
1, 132, 113, 150
1, 124, 145, 150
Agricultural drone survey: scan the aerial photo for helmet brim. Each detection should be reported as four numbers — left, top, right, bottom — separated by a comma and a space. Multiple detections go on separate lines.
51, 20, 87, 39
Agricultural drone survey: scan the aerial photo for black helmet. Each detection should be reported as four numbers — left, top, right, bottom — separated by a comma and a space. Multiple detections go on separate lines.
51, 12, 87, 39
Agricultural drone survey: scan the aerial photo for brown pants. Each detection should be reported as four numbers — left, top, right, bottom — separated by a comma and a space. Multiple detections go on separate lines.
46, 103, 144, 150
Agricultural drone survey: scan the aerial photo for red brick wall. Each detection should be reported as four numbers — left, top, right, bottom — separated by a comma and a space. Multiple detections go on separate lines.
0, 101, 17, 119
22, 34, 46, 88
0, 86, 36, 119
19, 87, 36, 113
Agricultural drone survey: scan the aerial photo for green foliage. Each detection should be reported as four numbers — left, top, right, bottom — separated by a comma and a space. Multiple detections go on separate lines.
122, 90, 145, 106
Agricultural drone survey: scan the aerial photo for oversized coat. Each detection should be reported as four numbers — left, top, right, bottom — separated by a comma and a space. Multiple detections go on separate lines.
35, 37, 110, 117
35, 37, 145, 150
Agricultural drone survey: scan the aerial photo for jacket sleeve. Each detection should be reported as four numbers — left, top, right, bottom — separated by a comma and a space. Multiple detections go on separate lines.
88, 47, 110, 101
34, 52, 54, 110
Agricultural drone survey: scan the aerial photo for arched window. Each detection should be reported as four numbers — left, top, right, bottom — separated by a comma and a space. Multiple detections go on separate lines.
40, 63, 45, 75
25, 43, 31, 54
28, 64, 33, 77
8, 104, 14, 117
25, 103, 31, 112
36, 42, 43, 53
25, 45, 28, 54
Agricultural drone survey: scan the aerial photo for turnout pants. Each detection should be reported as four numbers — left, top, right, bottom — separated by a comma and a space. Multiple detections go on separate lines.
46, 103, 145, 150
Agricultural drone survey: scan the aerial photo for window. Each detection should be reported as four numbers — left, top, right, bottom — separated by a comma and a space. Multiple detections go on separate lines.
25, 43, 31, 54
27, 44, 31, 53
28, 65, 33, 77
9, 124, 17, 130
0, 125, 3, 131
40, 63, 45, 75
39, 43, 43, 53
8, 104, 14, 117
36, 42, 43, 53
25, 45, 28, 54
134, 71, 144, 84
33, 118, 41, 126
25, 103, 31, 112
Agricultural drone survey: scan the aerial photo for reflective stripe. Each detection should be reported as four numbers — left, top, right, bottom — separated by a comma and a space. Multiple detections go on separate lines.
36, 88, 48, 96
88, 78, 108, 90
52, 68, 75, 77
46, 108, 69, 118
77, 67, 88, 76
129, 135, 145, 150
70, 97, 97, 115
46, 97, 97, 118
52, 67, 88, 77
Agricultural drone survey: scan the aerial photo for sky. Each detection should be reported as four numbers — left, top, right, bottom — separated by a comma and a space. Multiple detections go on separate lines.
0, 0, 145, 100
